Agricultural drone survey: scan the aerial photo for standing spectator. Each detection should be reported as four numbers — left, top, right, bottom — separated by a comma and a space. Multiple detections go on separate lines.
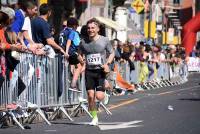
0, 7, 24, 52
11, 0, 30, 49
112, 39, 121, 62
21, 0, 44, 55
31, 4, 66, 55
0, 7, 26, 77
11, 0, 27, 34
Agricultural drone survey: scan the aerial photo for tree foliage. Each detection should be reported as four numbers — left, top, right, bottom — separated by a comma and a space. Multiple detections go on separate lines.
112, 0, 126, 7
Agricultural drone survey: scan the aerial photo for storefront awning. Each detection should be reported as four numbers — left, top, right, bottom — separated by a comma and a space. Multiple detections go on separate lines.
95, 16, 130, 31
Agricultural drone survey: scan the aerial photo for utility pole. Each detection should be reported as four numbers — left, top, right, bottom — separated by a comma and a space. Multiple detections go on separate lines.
193, 0, 196, 17
109, 0, 113, 19
161, 1, 166, 45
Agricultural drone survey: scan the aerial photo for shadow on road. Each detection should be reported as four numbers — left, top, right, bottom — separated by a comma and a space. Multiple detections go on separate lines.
179, 98, 200, 101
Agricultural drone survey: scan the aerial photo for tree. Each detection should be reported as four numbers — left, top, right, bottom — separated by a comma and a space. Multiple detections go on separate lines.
112, 0, 126, 7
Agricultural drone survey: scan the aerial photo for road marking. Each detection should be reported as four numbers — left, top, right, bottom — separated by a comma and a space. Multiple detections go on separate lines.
107, 98, 139, 111
44, 130, 57, 132
98, 120, 143, 130
157, 91, 175, 95
71, 120, 143, 130
106, 85, 200, 111
157, 85, 200, 96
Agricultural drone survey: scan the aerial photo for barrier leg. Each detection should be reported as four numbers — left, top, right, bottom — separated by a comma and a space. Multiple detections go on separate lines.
156, 82, 163, 88
164, 80, 171, 86
0, 112, 8, 128
167, 80, 173, 86
59, 106, 73, 121
147, 82, 155, 89
152, 81, 161, 88
24, 108, 51, 125
48, 108, 59, 120
8, 111, 24, 129
23, 109, 36, 124
49, 106, 73, 121
160, 80, 167, 87
35, 108, 51, 125
143, 83, 150, 90
99, 102, 112, 115
71, 102, 93, 118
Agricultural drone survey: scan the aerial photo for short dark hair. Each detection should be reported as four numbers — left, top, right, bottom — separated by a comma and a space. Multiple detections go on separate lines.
86, 18, 100, 28
18, 0, 27, 11
39, 3, 51, 15
0, 11, 9, 26
67, 17, 78, 27
25, 0, 36, 10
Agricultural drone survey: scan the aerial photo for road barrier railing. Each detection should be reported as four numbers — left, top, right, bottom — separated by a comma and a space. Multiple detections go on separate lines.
0, 53, 188, 129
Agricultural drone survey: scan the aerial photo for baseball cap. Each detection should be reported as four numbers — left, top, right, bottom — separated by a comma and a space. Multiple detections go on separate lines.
0, 6, 15, 19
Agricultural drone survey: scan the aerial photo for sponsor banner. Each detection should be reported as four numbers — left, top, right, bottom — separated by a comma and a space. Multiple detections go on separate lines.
187, 57, 200, 72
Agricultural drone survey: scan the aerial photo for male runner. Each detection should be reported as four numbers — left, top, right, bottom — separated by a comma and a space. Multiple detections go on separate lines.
79, 18, 115, 125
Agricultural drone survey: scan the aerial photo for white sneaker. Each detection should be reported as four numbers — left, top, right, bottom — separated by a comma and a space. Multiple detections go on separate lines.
89, 117, 98, 126
103, 91, 110, 105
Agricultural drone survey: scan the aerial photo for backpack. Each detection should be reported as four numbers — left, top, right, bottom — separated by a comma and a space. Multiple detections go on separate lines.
59, 28, 80, 56
59, 27, 69, 49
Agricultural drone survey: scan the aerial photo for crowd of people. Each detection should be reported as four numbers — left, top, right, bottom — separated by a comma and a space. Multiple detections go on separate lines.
0, 0, 189, 126
112, 39, 186, 80
0, 0, 114, 126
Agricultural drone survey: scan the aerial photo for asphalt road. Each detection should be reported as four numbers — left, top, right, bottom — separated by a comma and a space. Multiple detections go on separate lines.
1, 73, 200, 134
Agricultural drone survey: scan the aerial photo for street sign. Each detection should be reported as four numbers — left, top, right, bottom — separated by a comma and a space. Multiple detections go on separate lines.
131, 0, 145, 14
39, 0, 48, 5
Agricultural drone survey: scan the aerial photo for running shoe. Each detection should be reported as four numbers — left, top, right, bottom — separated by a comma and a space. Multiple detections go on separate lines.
102, 91, 110, 105
89, 117, 98, 126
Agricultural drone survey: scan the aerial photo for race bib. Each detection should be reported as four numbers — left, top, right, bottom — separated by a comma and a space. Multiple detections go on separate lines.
86, 53, 102, 65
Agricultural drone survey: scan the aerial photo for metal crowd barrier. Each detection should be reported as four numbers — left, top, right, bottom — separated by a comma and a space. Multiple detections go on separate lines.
0, 53, 188, 129
113, 60, 188, 91
0, 53, 112, 129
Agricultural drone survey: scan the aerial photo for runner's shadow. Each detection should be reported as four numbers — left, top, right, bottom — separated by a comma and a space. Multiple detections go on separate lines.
179, 98, 200, 101
51, 121, 124, 125
51, 122, 84, 126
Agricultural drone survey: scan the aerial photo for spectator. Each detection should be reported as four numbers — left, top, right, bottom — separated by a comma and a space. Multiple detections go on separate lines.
31, 3, 66, 56
112, 39, 121, 61
0, 7, 24, 51
11, 0, 30, 49
59, 17, 83, 89
21, 0, 45, 55
0, 7, 25, 77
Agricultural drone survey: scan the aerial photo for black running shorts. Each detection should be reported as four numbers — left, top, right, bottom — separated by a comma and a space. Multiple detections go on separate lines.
68, 54, 79, 65
85, 69, 106, 92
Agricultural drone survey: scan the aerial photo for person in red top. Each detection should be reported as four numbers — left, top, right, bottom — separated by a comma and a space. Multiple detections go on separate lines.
0, 8, 26, 77
0, 11, 11, 50
0, 8, 25, 51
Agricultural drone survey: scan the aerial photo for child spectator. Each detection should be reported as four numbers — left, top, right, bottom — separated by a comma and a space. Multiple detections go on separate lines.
59, 17, 83, 89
